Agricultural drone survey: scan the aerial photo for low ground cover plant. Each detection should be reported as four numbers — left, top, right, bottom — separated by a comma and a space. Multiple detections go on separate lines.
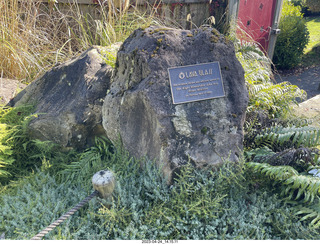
1, 1, 320, 240
1, 137, 320, 240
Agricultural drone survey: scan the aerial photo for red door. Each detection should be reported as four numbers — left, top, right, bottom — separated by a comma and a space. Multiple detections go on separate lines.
237, 0, 277, 52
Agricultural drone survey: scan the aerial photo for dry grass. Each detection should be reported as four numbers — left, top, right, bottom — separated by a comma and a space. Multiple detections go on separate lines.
0, 0, 165, 83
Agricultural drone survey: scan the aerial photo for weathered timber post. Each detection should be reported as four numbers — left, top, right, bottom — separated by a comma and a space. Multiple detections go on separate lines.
92, 170, 116, 199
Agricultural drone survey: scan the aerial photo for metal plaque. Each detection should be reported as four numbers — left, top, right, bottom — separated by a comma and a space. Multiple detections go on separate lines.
168, 62, 225, 104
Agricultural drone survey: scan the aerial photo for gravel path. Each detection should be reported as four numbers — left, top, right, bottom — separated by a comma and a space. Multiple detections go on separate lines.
0, 78, 26, 105
274, 65, 320, 100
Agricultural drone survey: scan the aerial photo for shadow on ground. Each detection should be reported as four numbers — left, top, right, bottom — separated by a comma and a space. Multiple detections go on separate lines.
274, 65, 320, 100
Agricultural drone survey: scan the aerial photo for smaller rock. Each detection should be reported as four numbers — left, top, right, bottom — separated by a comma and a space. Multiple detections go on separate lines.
9, 46, 117, 149
293, 95, 320, 128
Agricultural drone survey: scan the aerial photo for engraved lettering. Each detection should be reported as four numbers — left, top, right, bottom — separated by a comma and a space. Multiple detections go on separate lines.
173, 82, 188, 87
185, 71, 198, 78
189, 89, 197, 93
179, 72, 185, 79
198, 69, 213, 76
197, 87, 208, 91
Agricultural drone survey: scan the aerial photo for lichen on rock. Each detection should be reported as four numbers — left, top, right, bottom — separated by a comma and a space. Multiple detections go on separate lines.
9, 46, 115, 149
102, 26, 248, 181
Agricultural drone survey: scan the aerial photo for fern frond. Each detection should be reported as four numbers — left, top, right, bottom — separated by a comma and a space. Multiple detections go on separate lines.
244, 147, 275, 162
255, 125, 320, 150
248, 162, 320, 203
0, 167, 12, 177
260, 147, 319, 170
247, 162, 299, 180
284, 175, 320, 202
295, 202, 320, 228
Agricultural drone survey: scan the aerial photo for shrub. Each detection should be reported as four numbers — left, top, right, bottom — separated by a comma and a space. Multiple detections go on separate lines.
291, 0, 310, 14
291, 0, 304, 6
273, 0, 309, 69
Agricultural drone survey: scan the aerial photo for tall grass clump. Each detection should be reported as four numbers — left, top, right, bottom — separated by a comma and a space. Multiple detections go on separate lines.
0, 0, 165, 83
0, 1, 48, 81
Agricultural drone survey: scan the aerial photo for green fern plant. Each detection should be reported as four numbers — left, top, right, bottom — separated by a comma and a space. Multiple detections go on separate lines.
295, 202, 320, 229
254, 125, 320, 151
247, 162, 320, 203
245, 122, 320, 228
0, 105, 75, 184
59, 136, 141, 185
0, 105, 35, 183
59, 137, 113, 183
0, 123, 14, 179
235, 40, 306, 118
246, 81, 306, 117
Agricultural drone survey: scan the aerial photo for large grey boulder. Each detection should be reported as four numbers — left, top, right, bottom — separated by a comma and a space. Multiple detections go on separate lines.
102, 26, 249, 180
9, 46, 114, 149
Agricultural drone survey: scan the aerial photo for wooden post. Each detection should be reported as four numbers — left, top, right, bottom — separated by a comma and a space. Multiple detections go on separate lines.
92, 170, 116, 199
267, 0, 284, 60
228, 0, 240, 34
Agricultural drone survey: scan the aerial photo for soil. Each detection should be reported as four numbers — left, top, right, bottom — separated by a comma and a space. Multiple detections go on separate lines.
0, 78, 27, 105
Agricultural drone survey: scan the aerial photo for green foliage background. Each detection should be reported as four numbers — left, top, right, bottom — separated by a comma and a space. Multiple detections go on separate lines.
305, 0, 320, 13
0, 105, 77, 185
273, 0, 310, 69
